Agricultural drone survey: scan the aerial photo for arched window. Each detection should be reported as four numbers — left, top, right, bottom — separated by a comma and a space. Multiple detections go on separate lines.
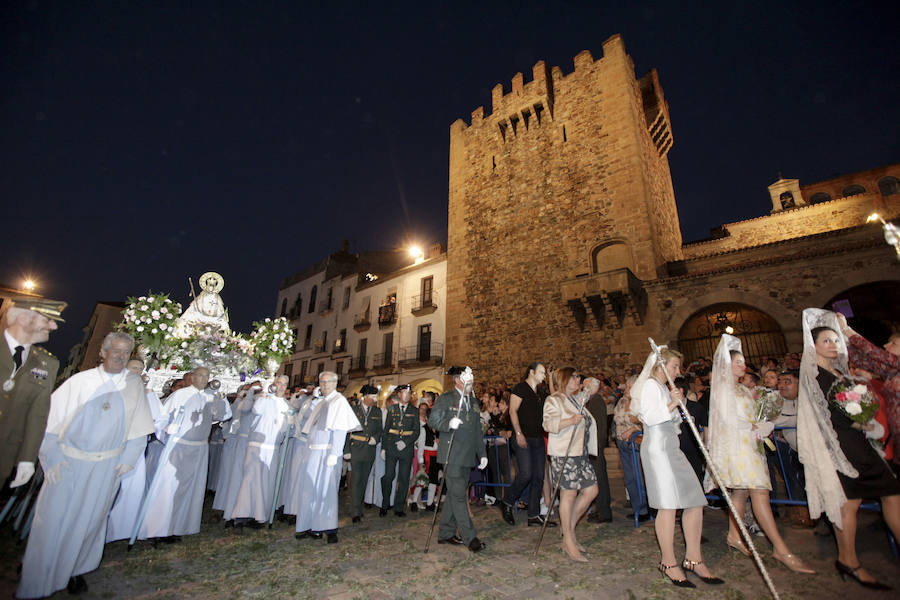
591, 240, 633, 274
808, 192, 831, 204
280, 298, 287, 317
308, 285, 318, 313
779, 191, 795, 209
294, 293, 302, 314
841, 184, 866, 197
877, 176, 900, 197
677, 303, 787, 367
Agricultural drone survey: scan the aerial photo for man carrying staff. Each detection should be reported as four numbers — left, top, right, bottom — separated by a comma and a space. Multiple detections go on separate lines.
18, 332, 153, 598
380, 383, 419, 517
428, 366, 487, 552
1, 297, 65, 490
344, 384, 382, 523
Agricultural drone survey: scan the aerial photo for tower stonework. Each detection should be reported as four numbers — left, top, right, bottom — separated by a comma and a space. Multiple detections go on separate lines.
446, 35, 683, 381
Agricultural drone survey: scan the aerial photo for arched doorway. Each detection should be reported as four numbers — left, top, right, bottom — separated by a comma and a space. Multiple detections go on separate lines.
825, 281, 900, 345
678, 303, 788, 368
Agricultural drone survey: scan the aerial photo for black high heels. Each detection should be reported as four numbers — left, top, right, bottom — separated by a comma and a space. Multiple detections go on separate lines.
682, 558, 725, 585
834, 560, 892, 591
658, 562, 696, 588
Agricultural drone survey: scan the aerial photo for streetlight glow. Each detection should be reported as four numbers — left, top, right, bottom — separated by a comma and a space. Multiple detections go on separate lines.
409, 245, 424, 264
23, 279, 36, 291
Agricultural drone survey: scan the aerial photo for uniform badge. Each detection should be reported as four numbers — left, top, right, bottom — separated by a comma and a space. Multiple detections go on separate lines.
2, 380, 13, 392
31, 368, 49, 380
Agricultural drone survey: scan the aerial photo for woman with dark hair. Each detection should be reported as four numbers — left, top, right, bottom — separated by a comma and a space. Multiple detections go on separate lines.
798, 309, 900, 590
542, 367, 599, 562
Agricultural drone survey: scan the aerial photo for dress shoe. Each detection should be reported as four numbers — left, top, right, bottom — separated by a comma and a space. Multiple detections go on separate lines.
468, 537, 486, 553
309, 531, 323, 539
587, 514, 612, 524
500, 502, 516, 526
246, 520, 264, 529
351, 516, 361, 524
364, 503, 373, 509
772, 550, 815, 574
67, 575, 88, 594
295, 530, 311, 540
379, 508, 388, 517
425, 504, 435, 512
626, 512, 651, 523
835, 560, 892, 590
658, 563, 696, 588
327, 532, 338, 544
224, 519, 234, 529
682, 558, 725, 585
394, 511, 406, 517
409, 503, 418, 513
437, 535, 464, 545
528, 515, 557, 528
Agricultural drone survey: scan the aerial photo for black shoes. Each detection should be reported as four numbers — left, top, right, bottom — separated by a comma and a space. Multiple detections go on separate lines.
437, 535, 464, 545
379, 508, 388, 517
500, 502, 516, 526
682, 559, 724, 585
527, 515, 557, 528
326, 532, 338, 544
587, 514, 612, 524
394, 511, 406, 518
351, 516, 361, 524
658, 563, 696, 588
409, 503, 418, 513
425, 503, 435, 512
294, 530, 323, 540
67, 575, 88, 595
835, 560, 892, 590
468, 537, 486, 553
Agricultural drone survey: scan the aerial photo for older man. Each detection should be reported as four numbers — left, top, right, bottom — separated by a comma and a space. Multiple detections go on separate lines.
294, 371, 359, 543
18, 332, 153, 598
1, 298, 65, 488
140, 366, 231, 541
429, 366, 488, 552
231, 375, 290, 528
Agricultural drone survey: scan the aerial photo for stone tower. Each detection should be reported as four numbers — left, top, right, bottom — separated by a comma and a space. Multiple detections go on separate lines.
446, 35, 683, 382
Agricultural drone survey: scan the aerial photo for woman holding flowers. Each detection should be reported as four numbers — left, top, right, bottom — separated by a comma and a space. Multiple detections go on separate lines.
706, 334, 814, 573
797, 309, 900, 590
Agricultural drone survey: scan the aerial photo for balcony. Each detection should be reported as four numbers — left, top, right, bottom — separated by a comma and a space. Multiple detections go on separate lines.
372, 352, 396, 375
378, 304, 397, 327
353, 312, 371, 332
410, 293, 437, 316
348, 356, 368, 378
398, 342, 443, 367
317, 300, 333, 315
312, 341, 325, 354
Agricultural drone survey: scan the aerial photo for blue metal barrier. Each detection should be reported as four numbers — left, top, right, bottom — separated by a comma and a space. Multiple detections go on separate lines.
472, 435, 513, 500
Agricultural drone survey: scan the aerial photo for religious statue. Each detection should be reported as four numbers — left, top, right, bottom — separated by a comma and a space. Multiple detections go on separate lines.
174, 271, 231, 335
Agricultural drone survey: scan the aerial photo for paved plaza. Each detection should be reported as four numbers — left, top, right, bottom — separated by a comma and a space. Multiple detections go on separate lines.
1, 474, 897, 600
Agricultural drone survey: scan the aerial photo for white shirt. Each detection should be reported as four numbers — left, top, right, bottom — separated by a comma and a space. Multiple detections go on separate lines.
4, 330, 30, 365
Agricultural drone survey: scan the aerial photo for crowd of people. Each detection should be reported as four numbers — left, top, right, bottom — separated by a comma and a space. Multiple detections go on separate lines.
2, 296, 899, 597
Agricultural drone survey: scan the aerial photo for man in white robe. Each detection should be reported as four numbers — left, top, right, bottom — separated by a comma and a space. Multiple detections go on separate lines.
294, 371, 360, 544
106, 358, 167, 542
231, 375, 290, 527
213, 382, 258, 524
139, 367, 231, 541
18, 333, 154, 598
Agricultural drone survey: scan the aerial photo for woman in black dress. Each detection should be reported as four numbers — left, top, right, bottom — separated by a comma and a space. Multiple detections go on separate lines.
798, 309, 900, 591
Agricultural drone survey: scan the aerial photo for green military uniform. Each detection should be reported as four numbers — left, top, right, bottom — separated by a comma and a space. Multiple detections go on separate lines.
344, 402, 382, 519
429, 386, 486, 545
0, 341, 58, 481
381, 402, 420, 513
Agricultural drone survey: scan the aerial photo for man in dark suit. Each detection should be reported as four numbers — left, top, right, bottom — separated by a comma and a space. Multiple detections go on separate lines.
0, 297, 65, 489
344, 384, 383, 523
429, 366, 487, 552
380, 383, 420, 516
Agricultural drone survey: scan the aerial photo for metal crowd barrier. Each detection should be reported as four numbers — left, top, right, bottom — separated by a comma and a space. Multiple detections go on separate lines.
471, 435, 514, 501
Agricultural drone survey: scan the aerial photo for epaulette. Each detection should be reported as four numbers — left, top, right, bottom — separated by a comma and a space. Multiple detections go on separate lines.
34, 346, 55, 359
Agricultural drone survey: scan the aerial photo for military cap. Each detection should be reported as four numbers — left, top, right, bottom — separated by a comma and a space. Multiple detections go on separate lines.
10, 296, 67, 322
360, 384, 379, 396
395, 383, 411, 391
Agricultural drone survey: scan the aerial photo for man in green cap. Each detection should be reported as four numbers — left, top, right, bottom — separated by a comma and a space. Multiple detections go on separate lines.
344, 384, 383, 523
380, 383, 420, 517
1, 297, 65, 488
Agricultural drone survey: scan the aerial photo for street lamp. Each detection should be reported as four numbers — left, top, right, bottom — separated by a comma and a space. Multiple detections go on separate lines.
409, 245, 424, 264
867, 213, 900, 260
22, 279, 35, 292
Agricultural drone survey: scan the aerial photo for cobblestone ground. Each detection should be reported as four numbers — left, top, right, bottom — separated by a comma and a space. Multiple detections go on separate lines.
1, 475, 897, 599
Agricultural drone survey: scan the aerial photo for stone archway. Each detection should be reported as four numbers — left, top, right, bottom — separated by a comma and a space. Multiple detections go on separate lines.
677, 303, 788, 367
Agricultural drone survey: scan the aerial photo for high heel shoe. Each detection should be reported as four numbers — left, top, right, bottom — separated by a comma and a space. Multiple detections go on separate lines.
682, 558, 724, 584
658, 562, 696, 588
772, 550, 815, 574
726, 535, 751, 557
561, 543, 588, 563
834, 560, 892, 590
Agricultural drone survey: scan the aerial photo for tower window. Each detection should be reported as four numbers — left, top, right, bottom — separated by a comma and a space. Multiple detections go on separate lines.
878, 176, 900, 196
809, 192, 831, 204
842, 184, 866, 197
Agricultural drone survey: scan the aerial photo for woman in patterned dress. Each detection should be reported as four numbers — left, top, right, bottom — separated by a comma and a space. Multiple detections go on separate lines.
706, 334, 814, 573
542, 367, 598, 562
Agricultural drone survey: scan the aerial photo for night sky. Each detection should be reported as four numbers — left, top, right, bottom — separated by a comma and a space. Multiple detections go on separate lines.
2, 1, 898, 360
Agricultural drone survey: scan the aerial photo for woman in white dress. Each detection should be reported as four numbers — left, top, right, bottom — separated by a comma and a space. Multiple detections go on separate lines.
705, 334, 814, 574
633, 347, 722, 588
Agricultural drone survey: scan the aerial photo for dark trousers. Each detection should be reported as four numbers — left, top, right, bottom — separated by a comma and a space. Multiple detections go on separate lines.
589, 450, 612, 519
350, 457, 374, 517
438, 464, 477, 544
381, 450, 413, 511
503, 436, 545, 518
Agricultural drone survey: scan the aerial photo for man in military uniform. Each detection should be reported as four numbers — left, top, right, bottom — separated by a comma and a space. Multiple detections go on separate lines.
0, 297, 65, 489
380, 383, 420, 517
429, 366, 488, 552
344, 384, 383, 523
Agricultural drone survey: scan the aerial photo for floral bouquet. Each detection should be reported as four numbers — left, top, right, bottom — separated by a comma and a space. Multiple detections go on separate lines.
752, 386, 782, 452
170, 326, 257, 374
827, 378, 879, 425
250, 317, 295, 374
119, 293, 182, 358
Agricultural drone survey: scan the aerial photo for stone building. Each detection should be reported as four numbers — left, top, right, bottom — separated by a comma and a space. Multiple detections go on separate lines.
445, 34, 900, 384
59, 301, 126, 380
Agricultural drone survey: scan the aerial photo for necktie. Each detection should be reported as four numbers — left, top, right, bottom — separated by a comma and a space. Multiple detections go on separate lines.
13, 346, 24, 370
